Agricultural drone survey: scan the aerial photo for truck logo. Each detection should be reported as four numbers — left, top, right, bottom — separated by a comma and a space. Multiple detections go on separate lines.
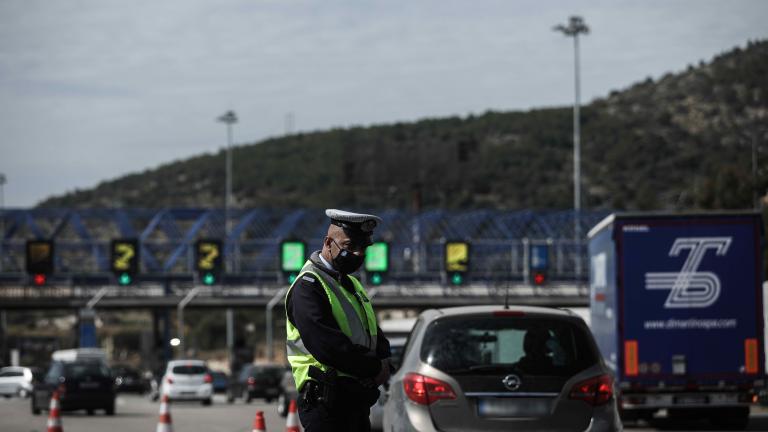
645, 237, 731, 308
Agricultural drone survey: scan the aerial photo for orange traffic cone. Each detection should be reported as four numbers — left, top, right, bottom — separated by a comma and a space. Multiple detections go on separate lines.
285, 399, 300, 432
252, 410, 267, 432
46, 390, 63, 432
156, 393, 173, 432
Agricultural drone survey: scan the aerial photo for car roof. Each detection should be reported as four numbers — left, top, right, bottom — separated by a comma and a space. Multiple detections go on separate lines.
379, 318, 417, 334
52, 348, 107, 363
167, 359, 206, 366
425, 304, 579, 319
0, 366, 29, 371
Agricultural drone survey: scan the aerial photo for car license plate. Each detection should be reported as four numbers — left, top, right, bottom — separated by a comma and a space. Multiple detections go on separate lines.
674, 395, 708, 405
477, 398, 550, 417
79, 382, 100, 389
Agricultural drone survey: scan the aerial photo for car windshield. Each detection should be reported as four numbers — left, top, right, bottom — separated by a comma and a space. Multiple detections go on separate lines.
420, 315, 598, 377
172, 365, 207, 375
64, 362, 111, 379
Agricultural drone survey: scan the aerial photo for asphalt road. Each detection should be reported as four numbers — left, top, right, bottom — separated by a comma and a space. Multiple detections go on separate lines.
0, 393, 300, 432
4, 393, 768, 431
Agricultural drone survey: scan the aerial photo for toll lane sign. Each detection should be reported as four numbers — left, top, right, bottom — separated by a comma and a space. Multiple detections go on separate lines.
445, 241, 470, 285
445, 241, 469, 272
111, 239, 139, 273
26, 240, 54, 275
195, 239, 223, 285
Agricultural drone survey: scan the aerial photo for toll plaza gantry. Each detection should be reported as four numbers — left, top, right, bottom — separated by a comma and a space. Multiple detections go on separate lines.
0, 208, 606, 362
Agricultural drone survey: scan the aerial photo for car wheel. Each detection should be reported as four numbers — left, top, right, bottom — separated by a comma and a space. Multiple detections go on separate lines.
31, 400, 41, 415
105, 403, 115, 416
202, 398, 212, 406
277, 393, 287, 417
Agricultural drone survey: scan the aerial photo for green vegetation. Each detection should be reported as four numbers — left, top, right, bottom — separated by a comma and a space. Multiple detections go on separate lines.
39, 40, 768, 212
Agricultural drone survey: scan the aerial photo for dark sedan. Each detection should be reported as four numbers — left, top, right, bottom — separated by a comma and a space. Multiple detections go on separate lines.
111, 364, 149, 394
209, 370, 229, 394
32, 360, 116, 415
227, 364, 285, 403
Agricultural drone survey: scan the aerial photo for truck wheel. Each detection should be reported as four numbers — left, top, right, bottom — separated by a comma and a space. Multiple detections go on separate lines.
710, 407, 749, 430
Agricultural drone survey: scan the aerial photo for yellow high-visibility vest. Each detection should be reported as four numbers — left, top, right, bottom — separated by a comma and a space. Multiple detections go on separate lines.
285, 260, 378, 391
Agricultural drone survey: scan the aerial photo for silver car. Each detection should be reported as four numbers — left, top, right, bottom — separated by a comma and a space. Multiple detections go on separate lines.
160, 359, 213, 405
0, 366, 34, 398
371, 318, 418, 430
383, 305, 622, 432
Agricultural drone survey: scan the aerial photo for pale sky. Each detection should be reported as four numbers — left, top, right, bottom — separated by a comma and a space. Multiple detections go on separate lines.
1, 0, 766, 207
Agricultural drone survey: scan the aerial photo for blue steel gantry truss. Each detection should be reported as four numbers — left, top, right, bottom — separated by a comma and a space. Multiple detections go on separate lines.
0, 208, 610, 285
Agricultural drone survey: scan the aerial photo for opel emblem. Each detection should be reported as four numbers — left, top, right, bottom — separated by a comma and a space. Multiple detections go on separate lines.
502, 374, 521, 391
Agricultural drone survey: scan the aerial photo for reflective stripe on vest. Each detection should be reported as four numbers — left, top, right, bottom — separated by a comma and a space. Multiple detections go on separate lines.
285, 260, 378, 390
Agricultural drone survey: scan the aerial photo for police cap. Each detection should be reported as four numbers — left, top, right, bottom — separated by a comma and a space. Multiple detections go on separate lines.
325, 209, 382, 236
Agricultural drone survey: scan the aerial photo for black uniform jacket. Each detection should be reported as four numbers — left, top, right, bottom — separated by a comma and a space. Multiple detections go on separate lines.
286, 251, 391, 380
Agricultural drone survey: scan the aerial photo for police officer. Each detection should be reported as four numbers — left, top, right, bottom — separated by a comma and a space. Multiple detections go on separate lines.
285, 209, 392, 432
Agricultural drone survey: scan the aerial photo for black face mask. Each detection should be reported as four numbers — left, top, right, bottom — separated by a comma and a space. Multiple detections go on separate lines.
330, 239, 365, 275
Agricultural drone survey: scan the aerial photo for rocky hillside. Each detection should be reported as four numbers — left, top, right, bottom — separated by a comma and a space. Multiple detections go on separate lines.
39, 40, 768, 212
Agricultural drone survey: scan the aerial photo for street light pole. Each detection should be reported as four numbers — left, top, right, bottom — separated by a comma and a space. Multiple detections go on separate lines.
217, 110, 238, 239
0, 173, 6, 273
216, 110, 237, 373
0, 173, 5, 362
0, 173, 6, 210
554, 16, 589, 283
753, 131, 759, 210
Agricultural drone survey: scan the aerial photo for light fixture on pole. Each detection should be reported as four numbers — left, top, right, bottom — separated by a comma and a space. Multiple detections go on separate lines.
554, 16, 589, 284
